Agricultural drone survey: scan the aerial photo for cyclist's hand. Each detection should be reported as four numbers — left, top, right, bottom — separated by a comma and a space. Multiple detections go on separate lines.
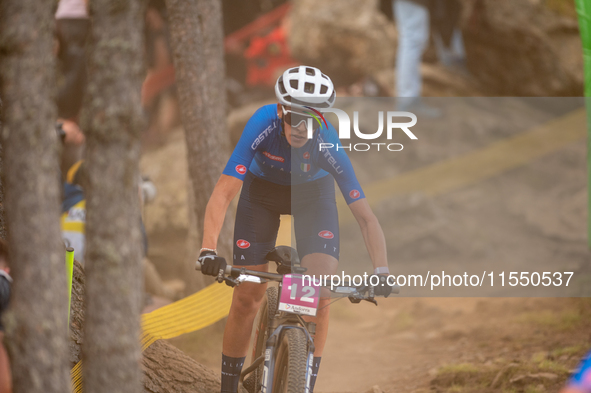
371, 274, 392, 298
198, 250, 227, 277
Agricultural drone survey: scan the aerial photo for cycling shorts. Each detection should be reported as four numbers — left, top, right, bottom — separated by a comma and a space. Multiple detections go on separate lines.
233, 171, 339, 266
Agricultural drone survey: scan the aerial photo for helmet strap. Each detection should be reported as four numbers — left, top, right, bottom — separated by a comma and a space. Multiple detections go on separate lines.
280, 116, 286, 138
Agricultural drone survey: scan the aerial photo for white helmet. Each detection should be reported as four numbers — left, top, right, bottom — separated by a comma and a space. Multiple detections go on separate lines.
275, 66, 336, 110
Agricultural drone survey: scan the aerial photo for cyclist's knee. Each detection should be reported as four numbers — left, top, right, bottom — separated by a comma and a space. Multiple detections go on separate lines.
232, 285, 265, 315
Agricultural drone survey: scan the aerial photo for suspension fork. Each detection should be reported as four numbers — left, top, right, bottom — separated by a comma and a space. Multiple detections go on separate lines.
260, 324, 316, 392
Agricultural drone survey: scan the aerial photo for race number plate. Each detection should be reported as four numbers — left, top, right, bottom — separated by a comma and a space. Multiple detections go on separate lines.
278, 274, 320, 317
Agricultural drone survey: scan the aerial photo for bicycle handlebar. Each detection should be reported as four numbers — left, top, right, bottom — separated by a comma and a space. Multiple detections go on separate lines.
195, 261, 400, 296
195, 261, 284, 281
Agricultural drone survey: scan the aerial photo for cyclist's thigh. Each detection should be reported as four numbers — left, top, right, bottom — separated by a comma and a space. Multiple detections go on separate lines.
233, 173, 287, 266
293, 176, 339, 262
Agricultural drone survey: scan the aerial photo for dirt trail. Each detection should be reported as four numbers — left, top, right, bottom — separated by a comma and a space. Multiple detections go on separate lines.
319, 297, 591, 392
168, 296, 591, 392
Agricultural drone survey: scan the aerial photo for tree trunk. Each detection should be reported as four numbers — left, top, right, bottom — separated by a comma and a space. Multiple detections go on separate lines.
82, 1, 145, 392
164, 0, 233, 293
70, 261, 221, 392
0, 2, 70, 392
0, 98, 6, 241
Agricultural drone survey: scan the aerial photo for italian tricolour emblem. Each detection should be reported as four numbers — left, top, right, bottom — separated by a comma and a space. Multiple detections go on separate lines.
301, 163, 311, 172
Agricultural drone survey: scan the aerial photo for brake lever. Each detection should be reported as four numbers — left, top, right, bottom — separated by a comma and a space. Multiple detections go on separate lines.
348, 296, 361, 304
216, 268, 225, 283
224, 276, 239, 287
364, 298, 378, 306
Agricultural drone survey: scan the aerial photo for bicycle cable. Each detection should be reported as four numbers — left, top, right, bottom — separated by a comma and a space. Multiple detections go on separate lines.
317, 295, 346, 311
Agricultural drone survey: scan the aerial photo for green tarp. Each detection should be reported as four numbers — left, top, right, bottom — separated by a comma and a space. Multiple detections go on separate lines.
575, 0, 591, 246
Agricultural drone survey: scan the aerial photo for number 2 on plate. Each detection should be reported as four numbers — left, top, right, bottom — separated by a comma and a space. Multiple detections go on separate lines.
288, 284, 316, 303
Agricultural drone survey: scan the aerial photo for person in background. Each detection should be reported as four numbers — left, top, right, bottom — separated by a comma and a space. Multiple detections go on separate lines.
54, 0, 89, 176
141, 0, 180, 139
561, 350, 591, 393
430, 0, 468, 75
0, 239, 12, 393
393, 0, 466, 117
59, 161, 181, 301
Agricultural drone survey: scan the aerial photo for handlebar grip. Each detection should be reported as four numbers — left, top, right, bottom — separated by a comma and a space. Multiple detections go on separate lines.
194, 261, 233, 275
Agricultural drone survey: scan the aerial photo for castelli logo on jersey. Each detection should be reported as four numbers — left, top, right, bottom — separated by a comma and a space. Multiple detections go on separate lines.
263, 151, 285, 163
236, 165, 247, 175
303, 152, 310, 159
318, 230, 334, 239
236, 239, 250, 249
349, 189, 360, 199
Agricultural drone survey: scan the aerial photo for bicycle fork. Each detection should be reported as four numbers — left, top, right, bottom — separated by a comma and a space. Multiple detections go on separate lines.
260, 325, 315, 392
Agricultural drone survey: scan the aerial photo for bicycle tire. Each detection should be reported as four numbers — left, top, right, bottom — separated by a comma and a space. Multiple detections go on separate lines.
272, 328, 309, 393
244, 286, 278, 393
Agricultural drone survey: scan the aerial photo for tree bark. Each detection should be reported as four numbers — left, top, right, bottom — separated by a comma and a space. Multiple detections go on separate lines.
82, 1, 145, 392
165, 0, 233, 293
0, 98, 6, 241
0, 2, 70, 392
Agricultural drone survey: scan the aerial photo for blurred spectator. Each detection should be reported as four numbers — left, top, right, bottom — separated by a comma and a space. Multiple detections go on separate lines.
141, 0, 180, 139
60, 161, 180, 300
54, 0, 89, 176
57, 119, 85, 178
430, 0, 468, 75
393, 0, 466, 116
0, 239, 12, 393
243, 20, 296, 87
55, 0, 89, 121
561, 350, 591, 393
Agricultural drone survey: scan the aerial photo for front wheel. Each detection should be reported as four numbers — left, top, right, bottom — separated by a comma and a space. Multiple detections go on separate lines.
243, 286, 278, 393
272, 328, 309, 393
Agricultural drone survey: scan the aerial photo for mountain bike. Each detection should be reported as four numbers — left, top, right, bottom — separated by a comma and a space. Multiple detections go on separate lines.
196, 246, 399, 393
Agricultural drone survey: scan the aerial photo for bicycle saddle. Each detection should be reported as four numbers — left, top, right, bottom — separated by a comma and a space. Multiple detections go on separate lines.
265, 246, 306, 275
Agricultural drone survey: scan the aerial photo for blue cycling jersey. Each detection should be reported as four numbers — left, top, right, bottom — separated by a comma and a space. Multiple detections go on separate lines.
569, 350, 591, 392
223, 104, 365, 205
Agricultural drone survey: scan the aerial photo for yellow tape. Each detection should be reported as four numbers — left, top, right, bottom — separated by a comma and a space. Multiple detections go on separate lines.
71, 282, 233, 392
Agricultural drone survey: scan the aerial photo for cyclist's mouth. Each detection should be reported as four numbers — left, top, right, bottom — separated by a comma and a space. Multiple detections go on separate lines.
292, 134, 306, 142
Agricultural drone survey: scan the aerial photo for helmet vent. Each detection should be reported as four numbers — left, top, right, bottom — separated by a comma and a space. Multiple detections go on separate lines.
305, 67, 315, 76
289, 68, 298, 74
279, 84, 287, 94
290, 80, 299, 89
304, 82, 314, 93
320, 85, 328, 94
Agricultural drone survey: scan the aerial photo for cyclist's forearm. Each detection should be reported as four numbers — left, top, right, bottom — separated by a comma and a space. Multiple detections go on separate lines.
349, 199, 389, 271
201, 175, 242, 251
360, 218, 388, 271
202, 196, 232, 250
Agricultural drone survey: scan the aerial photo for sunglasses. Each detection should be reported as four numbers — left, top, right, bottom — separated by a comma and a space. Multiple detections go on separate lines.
282, 106, 322, 131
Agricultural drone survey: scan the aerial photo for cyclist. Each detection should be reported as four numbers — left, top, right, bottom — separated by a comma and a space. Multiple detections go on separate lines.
198, 65, 391, 392
561, 350, 591, 393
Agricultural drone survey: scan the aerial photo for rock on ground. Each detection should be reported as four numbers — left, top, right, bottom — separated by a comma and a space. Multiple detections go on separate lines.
461, 0, 583, 96
288, 0, 396, 85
